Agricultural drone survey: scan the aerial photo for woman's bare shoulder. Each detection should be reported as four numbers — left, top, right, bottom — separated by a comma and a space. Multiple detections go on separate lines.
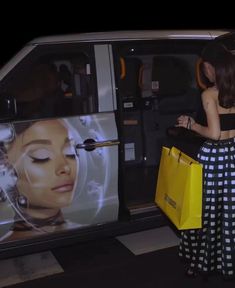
202, 87, 218, 101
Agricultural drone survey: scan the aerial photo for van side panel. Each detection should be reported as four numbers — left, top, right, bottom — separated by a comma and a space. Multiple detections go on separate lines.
0, 113, 119, 243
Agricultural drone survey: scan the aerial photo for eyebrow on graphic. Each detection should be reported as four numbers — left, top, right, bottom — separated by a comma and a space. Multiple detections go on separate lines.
24, 137, 72, 147
23, 139, 51, 147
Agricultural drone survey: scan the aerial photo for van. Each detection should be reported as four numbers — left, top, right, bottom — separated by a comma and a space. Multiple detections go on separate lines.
0, 30, 233, 258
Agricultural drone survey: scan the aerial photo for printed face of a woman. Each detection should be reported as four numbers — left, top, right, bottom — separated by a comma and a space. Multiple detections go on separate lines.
8, 120, 78, 208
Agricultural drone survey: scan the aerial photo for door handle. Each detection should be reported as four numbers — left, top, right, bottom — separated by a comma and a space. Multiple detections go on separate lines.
76, 138, 120, 151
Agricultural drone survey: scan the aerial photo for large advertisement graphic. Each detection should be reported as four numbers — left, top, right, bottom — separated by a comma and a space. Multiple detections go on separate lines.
0, 114, 119, 243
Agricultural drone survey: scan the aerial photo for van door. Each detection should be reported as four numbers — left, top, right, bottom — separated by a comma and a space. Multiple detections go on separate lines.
113, 39, 207, 217
0, 43, 119, 246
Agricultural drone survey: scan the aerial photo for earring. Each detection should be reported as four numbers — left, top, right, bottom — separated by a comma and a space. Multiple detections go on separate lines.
17, 194, 28, 208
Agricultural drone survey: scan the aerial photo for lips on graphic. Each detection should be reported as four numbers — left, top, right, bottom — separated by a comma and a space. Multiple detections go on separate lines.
51, 181, 74, 193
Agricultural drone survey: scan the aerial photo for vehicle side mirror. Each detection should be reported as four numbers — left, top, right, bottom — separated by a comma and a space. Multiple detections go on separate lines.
0, 94, 17, 121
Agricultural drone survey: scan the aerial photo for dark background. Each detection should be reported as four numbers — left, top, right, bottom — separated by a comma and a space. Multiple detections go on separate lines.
0, 4, 233, 66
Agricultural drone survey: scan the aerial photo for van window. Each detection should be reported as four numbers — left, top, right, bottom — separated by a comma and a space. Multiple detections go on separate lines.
0, 44, 97, 120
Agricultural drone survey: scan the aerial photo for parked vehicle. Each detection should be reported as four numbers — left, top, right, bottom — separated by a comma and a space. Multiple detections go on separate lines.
0, 30, 233, 258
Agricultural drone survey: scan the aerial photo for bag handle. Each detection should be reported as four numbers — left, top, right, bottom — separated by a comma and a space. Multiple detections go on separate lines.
168, 147, 193, 165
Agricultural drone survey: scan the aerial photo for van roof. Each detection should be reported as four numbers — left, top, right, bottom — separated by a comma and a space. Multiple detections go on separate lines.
29, 30, 228, 45
0, 30, 228, 82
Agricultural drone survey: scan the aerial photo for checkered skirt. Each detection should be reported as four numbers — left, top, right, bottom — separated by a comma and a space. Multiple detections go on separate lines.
179, 137, 235, 278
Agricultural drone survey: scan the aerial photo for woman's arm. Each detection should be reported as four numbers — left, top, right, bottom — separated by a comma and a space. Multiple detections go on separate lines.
176, 89, 221, 140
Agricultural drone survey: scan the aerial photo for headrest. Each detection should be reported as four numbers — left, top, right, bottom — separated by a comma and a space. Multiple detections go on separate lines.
152, 56, 192, 96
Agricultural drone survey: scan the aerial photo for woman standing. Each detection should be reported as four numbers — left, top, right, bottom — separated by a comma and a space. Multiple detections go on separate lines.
176, 42, 235, 280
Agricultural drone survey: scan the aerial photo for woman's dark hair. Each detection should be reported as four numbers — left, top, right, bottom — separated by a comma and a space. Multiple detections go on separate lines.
199, 42, 230, 88
216, 53, 235, 108
201, 42, 229, 66
13, 121, 33, 136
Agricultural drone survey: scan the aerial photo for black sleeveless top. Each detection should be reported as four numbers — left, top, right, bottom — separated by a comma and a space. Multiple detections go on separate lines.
219, 113, 235, 131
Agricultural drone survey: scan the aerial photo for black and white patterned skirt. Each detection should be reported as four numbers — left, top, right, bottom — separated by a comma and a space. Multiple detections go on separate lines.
179, 137, 235, 279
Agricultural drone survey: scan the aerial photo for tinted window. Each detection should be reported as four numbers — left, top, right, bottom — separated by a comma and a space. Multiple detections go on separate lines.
0, 44, 97, 120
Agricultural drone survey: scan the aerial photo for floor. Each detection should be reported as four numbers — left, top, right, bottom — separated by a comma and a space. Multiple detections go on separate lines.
0, 225, 234, 288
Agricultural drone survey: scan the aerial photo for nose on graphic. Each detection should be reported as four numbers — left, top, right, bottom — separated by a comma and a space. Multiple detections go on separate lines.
56, 161, 71, 175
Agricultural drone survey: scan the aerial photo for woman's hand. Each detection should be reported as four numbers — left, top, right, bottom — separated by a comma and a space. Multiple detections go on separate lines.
176, 115, 196, 130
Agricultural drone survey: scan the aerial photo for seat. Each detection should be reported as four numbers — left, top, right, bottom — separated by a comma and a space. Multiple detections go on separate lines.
152, 55, 199, 114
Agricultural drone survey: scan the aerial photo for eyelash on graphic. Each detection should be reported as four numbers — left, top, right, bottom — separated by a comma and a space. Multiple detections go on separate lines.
29, 154, 76, 163
29, 156, 50, 163
66, 154, 76, 159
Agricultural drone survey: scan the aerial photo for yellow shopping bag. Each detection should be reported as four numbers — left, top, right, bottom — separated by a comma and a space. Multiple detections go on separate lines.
155, 146, 202, 230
